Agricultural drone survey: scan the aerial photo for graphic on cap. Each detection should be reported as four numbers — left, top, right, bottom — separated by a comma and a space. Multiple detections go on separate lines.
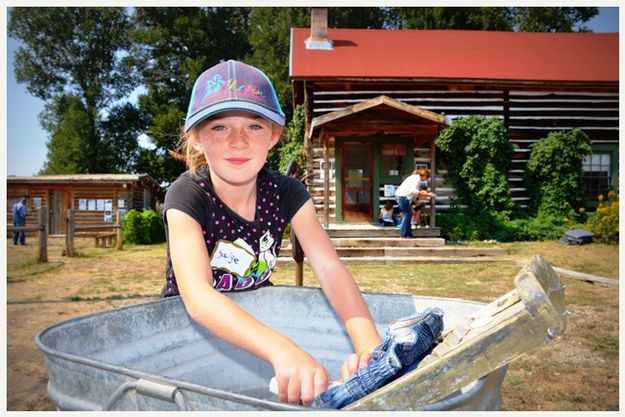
185, 60, 285, 132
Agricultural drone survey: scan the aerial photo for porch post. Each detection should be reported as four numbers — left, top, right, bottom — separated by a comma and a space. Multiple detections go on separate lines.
430, 133, 437, 227
323, 131, 330, 228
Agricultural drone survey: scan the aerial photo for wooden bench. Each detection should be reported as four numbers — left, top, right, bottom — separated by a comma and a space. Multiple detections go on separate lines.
76, 232, 117, 248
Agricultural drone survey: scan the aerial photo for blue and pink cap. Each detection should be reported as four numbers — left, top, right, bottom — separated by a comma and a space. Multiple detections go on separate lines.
184, 60, 285, 132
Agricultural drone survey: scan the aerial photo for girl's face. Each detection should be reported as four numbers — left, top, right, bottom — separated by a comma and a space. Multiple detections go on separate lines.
193, 111, 281, 189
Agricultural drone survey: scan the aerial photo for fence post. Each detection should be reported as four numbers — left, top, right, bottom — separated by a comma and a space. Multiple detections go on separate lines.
38, 208, 48, 263
430, 196, 436, 228
116, 210, 123, 250
290, 228, 304, 287
66, 208, 75, 257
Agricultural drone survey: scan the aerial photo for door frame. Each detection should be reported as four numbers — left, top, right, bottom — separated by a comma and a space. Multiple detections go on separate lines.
340, 141, 374, 222
335, 136, 414, 222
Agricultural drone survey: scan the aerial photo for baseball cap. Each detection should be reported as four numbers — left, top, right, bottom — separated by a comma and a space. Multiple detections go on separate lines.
184, 60, 285, 132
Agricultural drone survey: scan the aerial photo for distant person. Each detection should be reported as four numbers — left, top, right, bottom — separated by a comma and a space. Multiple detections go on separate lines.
395, 169, 430, 238
12, 197, 28, 245
378, 200, 401, 227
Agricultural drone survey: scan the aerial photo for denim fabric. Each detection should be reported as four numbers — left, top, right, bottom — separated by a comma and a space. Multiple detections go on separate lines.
13, 218, 25, 245
311, 307, 444, 409
396, 196, 414, 238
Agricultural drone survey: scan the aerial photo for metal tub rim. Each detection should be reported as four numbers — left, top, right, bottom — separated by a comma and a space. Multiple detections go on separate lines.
36, 286, 500, 411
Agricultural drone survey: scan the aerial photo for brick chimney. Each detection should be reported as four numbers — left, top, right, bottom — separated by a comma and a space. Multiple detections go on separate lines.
305, 7, 333, 50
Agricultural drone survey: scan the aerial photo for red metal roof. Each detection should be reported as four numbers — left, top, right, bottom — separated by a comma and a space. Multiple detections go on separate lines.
290, 28, 618, 83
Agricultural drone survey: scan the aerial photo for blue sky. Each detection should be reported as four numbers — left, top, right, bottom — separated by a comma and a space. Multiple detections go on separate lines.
4, 7, 620, 176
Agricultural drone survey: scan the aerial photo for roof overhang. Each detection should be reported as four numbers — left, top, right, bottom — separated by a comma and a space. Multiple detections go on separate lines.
309, 95, 451, 138
7, 174, 158, 187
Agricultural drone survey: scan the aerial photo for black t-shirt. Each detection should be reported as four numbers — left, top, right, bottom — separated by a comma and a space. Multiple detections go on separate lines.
162, 166, 310, 296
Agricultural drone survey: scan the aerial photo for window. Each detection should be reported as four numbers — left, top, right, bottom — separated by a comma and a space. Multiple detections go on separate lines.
381, 144, 407, 176
319, 159, 334, 181
583, 153, 612, 200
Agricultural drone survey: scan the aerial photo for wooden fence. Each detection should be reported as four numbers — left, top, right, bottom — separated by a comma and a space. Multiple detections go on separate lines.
7, 208, 48, 262
65, 208, 123, 256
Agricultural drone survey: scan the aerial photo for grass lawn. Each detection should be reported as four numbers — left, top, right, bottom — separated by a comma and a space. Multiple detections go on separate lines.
6, 237, 619, 411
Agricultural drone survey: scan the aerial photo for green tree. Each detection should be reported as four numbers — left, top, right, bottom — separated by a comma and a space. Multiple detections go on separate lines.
274, 104, 307, 173
389, 7, 597, 32
39, 95, 90, 174
330, 7, 390, 29
392, 7, 513, 30
246, 8, 310, 122
435, 116, 515, 216
525, 129, 592, 216
39, 96, 145, 175
9, 7, 138, 174
99, 103, 148, 172
131, 7, 252, 187
514, 7, 598, 32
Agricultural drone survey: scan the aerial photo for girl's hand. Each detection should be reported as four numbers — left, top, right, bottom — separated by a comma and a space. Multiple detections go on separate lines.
271, 347, 330, 405
340, 351, 373, 382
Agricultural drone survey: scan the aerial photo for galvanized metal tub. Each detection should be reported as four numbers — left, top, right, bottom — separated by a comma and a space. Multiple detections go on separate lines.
35, 286, 507, 411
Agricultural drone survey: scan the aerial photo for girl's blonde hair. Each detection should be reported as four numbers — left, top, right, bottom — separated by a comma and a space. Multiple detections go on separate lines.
168, 126, 207, 172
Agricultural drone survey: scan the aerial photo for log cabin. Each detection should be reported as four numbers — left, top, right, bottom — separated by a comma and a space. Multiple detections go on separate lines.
290, 8, 618, 226
7, 174, 159, 236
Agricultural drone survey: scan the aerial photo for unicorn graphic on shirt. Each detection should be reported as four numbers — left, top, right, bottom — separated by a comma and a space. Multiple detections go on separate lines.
251, 230, 277, 281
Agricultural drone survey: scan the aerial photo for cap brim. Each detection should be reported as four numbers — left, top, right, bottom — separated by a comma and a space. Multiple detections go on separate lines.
185, 101, 285, 132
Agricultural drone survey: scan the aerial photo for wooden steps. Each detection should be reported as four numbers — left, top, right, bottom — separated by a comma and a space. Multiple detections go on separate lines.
280, 223, 506, 264
325, 225, 441, 238
279, 245, 505, 259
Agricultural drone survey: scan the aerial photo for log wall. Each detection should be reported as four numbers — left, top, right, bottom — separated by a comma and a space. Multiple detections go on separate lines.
305, 84, 618, 217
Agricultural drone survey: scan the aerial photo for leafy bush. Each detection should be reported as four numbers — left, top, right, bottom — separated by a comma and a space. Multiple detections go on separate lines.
438, 211, 577, 242
121, 209, 144, 243
278, 104, 307, 174
122, 209, 165, 244
436, 122, 596, 243
436, 116, 515, 217
586, 191, 619, 244
437, 197, 585, 242
437, 201, 515, 241
266, 104, 307, 174
142, 209, 166, 244
506, 215, 573, 241
525, 128, 591, 218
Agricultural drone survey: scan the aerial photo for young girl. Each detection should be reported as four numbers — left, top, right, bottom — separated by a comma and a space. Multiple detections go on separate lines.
413, 169, 436, 227
162, 60, 381, 406
378, 200, 400, 226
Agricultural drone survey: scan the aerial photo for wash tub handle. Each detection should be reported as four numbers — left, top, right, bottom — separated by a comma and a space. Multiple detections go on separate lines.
103, 378, 187, 410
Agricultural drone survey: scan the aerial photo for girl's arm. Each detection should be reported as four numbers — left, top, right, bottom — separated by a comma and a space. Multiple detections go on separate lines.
166, 208, 329, 405
290, 200, 382, 375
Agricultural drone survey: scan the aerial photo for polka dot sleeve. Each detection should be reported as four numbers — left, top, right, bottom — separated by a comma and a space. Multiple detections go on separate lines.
276, 174, 312, 222
163, 171, 209, 227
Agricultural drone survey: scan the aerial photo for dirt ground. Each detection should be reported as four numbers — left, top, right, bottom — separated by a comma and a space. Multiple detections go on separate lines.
6, 237, 164, 410
5, 236, 620, 411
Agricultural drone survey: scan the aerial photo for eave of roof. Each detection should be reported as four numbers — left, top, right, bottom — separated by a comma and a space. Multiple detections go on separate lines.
7, 173, 156, 185
309, 94, 451, 137
290, 28, 618, 83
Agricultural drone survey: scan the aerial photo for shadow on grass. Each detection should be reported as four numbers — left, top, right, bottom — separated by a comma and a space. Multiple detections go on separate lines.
7, 262, 66, 282
8, 293, 161, 304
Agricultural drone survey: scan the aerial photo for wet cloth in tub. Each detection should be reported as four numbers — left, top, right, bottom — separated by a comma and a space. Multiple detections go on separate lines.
311, 307, 444, 409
